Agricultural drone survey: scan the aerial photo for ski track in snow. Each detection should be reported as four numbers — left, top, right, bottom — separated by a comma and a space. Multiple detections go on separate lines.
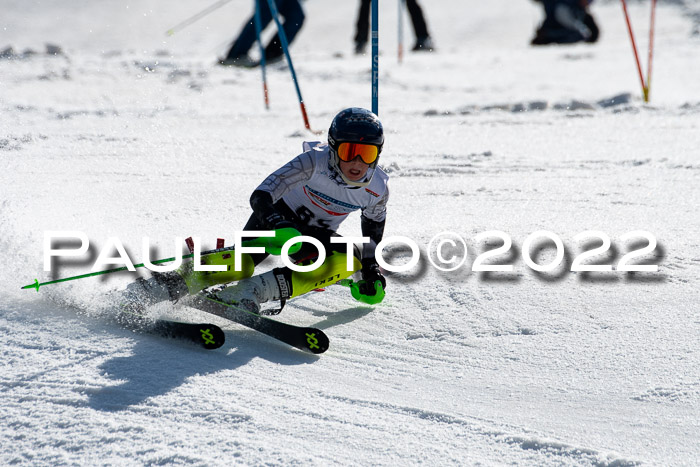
2, 0, 700, 465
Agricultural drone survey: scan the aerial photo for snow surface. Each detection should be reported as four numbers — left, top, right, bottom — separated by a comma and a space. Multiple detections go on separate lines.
1, 0, 700, 465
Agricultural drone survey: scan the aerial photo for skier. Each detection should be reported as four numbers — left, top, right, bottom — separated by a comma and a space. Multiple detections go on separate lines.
354, 0, 434, 54
531, 0, 599, 46
119, 108, 388, 319
218, 0, 305, 67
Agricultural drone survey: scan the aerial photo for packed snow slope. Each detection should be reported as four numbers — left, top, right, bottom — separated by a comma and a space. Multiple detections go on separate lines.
1, 0, 699, 465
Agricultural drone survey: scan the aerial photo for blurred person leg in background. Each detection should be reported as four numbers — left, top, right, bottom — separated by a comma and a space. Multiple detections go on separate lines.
354, 0, 434, 55
405, 0, 434, 51
219, 0, 305, 67
531, 0, 599, 46
354, 0, 372, 54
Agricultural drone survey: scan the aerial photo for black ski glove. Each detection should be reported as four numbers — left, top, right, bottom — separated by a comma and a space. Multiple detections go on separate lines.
262, 211, 298, 231
251, 190, 299, 232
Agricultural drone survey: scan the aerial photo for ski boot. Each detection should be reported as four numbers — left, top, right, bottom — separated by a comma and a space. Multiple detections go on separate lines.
215, 270, 287, 316
214, 250, 362, 315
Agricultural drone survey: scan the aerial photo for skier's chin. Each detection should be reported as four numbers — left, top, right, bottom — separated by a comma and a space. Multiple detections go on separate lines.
345, 169, 366, 181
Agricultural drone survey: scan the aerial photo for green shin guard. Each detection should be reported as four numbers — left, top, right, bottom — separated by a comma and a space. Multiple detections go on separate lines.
289, 252, 361, 298
178, 251, 255, 294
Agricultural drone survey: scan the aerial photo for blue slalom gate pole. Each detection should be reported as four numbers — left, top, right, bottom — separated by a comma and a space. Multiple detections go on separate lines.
254, 0, 270, 109
265, 0, 315, 132
371, 0, 379, 115
398, 0, 405, 64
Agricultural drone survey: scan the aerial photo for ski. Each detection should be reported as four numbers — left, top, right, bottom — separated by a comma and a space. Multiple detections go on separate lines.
186, 294, 329, 354
149, 319, 226, 350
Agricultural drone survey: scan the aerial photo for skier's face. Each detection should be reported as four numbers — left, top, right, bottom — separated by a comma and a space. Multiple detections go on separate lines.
339, 157, 370, 181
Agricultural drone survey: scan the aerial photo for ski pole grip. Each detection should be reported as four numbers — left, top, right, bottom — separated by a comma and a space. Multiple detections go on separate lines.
350, 280, 385, 305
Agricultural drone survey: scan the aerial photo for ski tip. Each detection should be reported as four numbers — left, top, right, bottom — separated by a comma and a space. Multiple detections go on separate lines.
303, 328, 329, 354
152, 320, 226, 350
198, 324, 226, 350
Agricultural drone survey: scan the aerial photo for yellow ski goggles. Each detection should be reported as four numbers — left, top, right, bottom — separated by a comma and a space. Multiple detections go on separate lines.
336, 142, 379, 165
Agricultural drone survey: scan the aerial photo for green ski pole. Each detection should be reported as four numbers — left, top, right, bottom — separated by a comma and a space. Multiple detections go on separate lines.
22, 227, 301, 292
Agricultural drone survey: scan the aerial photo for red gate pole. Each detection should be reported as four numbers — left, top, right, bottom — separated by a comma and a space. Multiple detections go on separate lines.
620, 0, 648, 101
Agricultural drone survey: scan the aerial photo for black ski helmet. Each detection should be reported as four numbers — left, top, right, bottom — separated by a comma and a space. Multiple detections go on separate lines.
328, 107, 384, 155
327, 108, 384, 186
